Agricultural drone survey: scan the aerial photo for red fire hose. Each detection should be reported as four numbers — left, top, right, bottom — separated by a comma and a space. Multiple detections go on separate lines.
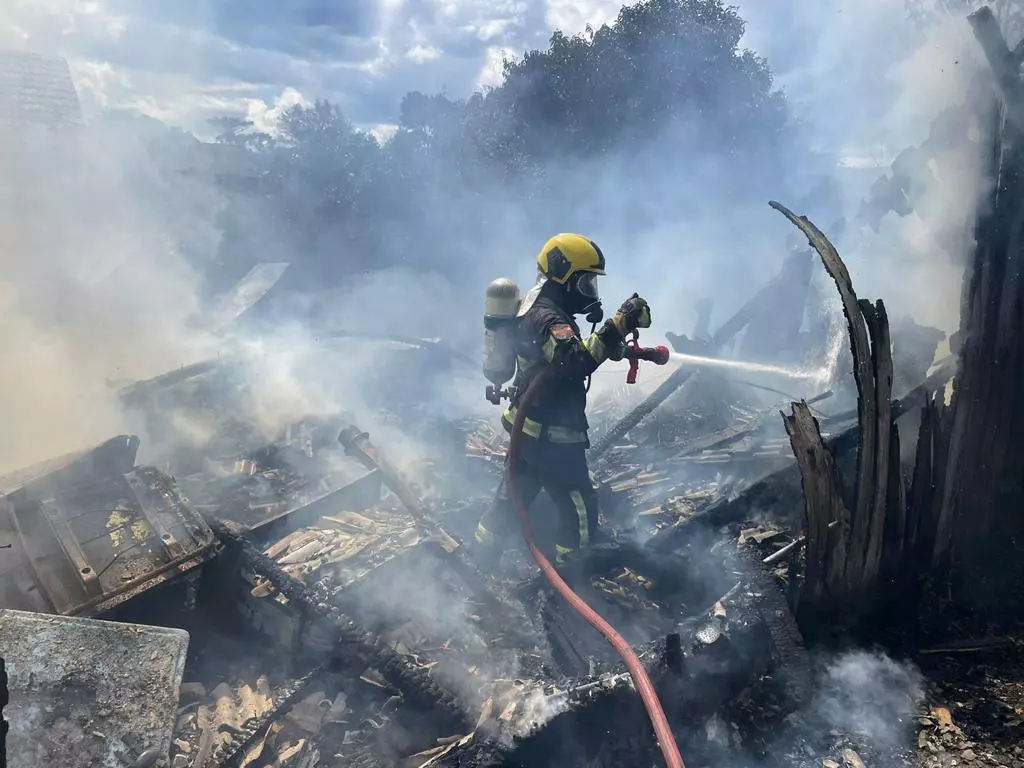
507, 367, 685, 768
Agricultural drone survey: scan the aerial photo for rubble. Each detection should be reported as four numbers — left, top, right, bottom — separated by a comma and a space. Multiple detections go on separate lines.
0, 195, 987, 768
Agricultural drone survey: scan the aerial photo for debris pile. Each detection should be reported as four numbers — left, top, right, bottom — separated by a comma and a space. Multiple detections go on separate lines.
0, 195, 976, 768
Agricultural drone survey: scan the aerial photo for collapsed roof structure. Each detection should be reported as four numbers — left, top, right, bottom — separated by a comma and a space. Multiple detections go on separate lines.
6, 8, 1024, 765
0, 206, 955, 766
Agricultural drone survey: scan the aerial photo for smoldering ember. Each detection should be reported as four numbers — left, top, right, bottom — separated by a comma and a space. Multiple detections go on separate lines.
2, 2, 1024, 768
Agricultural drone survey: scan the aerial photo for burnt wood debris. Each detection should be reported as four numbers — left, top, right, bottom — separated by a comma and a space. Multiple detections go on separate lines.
3, 6, 1024, 768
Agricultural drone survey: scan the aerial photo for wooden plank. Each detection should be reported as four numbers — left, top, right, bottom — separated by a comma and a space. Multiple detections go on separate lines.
782, 402, 850, 601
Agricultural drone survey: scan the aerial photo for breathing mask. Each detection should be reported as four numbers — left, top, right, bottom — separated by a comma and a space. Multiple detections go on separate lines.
570, 271, 604, 324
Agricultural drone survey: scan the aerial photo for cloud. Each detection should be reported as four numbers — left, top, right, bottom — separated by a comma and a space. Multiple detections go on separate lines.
0, 0, 605, 133
544, 0, 619, 32
245, 86, 309, 136
476, 45, 510, 89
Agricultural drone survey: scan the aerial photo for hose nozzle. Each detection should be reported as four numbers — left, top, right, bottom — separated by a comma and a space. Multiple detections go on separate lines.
624, 344, 670, 365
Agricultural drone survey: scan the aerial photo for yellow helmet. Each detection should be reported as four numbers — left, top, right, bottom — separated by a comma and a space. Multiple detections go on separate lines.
536, 233, 606, 285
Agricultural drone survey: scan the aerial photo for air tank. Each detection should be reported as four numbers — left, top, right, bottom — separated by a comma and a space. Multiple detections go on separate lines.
483, 277, 521, 388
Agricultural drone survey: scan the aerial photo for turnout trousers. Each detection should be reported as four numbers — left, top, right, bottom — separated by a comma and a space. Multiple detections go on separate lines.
475, 436, 599, 565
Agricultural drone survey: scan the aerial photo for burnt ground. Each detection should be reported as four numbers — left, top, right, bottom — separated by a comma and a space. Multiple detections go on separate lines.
912, 640, 1024, 768
9, 343, 1019, 768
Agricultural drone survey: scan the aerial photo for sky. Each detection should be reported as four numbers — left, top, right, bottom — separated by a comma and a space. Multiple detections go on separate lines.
0, 0, 629, 137
0, 0, 974, 144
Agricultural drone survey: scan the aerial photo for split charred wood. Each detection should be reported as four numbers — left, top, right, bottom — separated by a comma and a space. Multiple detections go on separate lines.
907, 395, 937, 567
782, 402, 850, 602
929, 10, 1024, 601
882, 419, 907, 587
770, 201, 919, 613
860, 298, 894, 594
769, 203, 879, 589
927, 397, 953, 568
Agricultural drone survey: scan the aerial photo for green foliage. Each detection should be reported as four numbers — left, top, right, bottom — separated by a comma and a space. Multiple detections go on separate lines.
213, 0, 797, 283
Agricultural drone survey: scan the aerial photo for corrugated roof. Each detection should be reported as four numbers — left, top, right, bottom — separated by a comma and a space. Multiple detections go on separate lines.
0, 50, 81, 126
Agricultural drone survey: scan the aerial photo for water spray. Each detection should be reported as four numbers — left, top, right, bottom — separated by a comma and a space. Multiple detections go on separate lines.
667, 351, 828, 383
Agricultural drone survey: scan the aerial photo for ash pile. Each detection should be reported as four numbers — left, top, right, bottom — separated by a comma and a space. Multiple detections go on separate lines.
0, 232, 952, 768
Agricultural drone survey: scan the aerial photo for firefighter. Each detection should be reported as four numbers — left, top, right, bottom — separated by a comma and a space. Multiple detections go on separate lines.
475, 233, 651, 565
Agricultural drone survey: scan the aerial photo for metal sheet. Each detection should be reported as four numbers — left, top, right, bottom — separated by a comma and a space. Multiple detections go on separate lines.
0, 435, 218, 617
0, 51, 81, 127
0, 609, 189, 768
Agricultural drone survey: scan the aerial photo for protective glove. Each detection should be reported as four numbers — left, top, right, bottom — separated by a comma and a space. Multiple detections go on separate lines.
613, 293, 652, 333
607, 340, 626, 362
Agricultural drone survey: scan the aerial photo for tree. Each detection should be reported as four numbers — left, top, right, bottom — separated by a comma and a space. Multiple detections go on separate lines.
211, 0, 800, 289
467, 0, 788, 169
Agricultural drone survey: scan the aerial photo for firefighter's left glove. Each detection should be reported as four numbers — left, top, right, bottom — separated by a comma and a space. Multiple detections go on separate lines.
613, 294, 652, 333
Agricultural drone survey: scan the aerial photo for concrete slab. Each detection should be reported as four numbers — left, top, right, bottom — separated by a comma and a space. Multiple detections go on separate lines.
0, 609, 188, 768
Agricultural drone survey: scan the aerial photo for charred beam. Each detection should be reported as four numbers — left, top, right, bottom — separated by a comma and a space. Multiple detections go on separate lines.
588, 367, 700, 462
882, 419, 907, 586
968, 7, 1024, 123
213, 665, 326, 768
337, 425, 546, 652
339, 426, 427, 517
928, 8, 1024, 597
821, 355, 956, 428
206, 518, 470, 729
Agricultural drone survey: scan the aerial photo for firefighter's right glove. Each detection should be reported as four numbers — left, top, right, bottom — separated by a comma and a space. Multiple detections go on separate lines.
613, 293, 652, 333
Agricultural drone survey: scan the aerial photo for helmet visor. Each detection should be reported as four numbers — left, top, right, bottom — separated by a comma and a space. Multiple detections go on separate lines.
576, 272, 600, 301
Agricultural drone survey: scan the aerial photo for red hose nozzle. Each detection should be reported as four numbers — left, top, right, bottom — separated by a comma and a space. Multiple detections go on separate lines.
644, 345, 671, 365
624, 344, 671, 365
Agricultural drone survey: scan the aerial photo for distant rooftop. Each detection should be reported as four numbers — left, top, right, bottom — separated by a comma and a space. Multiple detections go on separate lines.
0, 50, 81, 127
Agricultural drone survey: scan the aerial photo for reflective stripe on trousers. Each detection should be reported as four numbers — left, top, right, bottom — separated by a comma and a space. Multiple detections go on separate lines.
501, 407, 587, 443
